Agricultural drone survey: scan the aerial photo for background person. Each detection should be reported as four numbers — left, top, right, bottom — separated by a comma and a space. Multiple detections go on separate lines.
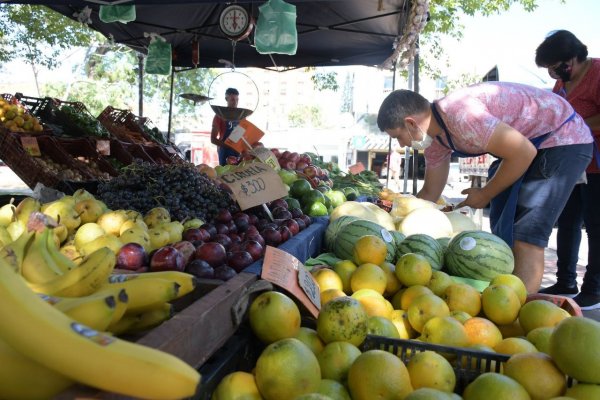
535, 30, 600, 310
211, 87, 241, 166
388, 148, 403, 191
377, 82, 593, 294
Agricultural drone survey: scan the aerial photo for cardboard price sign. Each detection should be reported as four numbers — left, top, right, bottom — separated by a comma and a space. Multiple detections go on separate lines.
221, 162, 288, 210
261, 246, 320, 318
251, 147, 280, 171
96, 140, 110, 156
224, 119, 265, 153
20, 136, 41, 157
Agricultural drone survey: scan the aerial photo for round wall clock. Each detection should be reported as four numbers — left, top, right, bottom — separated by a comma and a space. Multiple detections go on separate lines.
219, 5, 254, 41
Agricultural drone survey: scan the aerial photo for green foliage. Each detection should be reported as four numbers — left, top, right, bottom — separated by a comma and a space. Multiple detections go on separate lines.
306, 67, 339, 92
288, 104, 323, 127
341, 73, 353, 114
442, 72, 481, 94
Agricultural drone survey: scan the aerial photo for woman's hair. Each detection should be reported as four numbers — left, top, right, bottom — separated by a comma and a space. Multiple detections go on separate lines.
377, 90, 430, 131
535, 30, 588, 67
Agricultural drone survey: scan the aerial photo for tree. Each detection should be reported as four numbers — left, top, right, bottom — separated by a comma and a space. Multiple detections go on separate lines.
340, 72, 354, 114
0, 4, 99, 95
288, 104, 322, 128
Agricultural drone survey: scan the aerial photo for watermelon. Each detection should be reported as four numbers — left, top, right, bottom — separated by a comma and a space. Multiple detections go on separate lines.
324, 215, 359, 251
444, 230, 514, 281
436, 237, 451, 252
395, 234, 444, 271
390, 231, 406, 247
333, 219, 396, 263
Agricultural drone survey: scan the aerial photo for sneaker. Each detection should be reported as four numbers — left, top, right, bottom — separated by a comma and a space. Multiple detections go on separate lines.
538, 283, 579, 297
573, 292, 600, 311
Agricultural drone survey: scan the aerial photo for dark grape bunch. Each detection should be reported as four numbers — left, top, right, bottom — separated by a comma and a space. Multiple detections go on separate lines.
97, 160, 236, 222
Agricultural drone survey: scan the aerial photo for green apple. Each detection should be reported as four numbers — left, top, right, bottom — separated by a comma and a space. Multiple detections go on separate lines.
119, 227, 151, 252
74, 223, 106, 250
0, 202, 16, 227
97, 210, 130, 236
183, 218, 204, 230
161, 221, 184, 244
79, 233, 122, 257
74, 199, 105, 224
148, 227, 170, 251
278, 169, 298, 186
144, 207, 171, 229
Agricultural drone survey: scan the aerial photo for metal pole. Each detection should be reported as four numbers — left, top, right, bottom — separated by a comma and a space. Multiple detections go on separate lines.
386, 63, 397, 189
167, 67, 175, 142
412, 39, 420, 195
138, 53, 144, 117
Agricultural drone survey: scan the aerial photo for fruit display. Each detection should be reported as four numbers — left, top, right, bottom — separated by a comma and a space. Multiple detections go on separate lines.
31, 156, 89, 181
0, 98, 44, 133
97, 160, 236, 222
55, 104, 111, 138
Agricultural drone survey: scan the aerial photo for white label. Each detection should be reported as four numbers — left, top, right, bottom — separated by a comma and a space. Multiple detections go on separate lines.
381, 229, 393, 243
460, 237, 477, 251
228, 124, 246, 143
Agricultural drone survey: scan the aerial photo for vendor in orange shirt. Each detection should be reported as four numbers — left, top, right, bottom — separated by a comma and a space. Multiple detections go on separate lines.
211, 88, 241, 165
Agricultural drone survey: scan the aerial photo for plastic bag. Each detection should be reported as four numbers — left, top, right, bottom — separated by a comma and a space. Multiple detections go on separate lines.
145, 34, 172, 75
255, 0, 297, 55
99, 5, 136, 24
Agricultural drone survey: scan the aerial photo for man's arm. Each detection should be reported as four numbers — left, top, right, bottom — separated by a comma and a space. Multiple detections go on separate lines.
459, 122, 536, 209
417, 157, 450, 202
210, 119, 225, 147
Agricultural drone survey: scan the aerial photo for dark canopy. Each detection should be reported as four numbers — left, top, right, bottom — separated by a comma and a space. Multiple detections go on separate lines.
26, 0, 412, 69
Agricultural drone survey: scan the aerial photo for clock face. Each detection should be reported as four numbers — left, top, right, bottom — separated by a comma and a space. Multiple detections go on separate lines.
219, 5, 251, 39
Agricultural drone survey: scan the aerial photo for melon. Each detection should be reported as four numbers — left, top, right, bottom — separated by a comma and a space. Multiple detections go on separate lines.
324, 215, 359, 251
444, 211, 478, 234
444, 231, 514, 281
398, 208, 453, 238
333, 220, 395, 264
330, 201, 395, 231
395, 233, 444, 271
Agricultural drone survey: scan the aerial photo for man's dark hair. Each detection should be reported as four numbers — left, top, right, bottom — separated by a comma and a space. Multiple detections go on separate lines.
377, 90, 430, 131
225, 87, 239, 95
535, 30, 588, 67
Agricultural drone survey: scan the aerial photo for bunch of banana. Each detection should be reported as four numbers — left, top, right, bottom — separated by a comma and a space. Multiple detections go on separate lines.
0, 252, 201, 399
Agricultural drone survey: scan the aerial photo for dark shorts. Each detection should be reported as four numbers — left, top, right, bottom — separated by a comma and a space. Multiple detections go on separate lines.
511, 143, 593, 247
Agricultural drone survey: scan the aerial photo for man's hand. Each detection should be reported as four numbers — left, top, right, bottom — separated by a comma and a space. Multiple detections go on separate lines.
456, 187, 491, 209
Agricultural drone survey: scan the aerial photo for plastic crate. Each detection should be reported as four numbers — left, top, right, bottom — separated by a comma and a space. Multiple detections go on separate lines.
55, 137, 119, 179
526, 293, 583, 317
141, 143, 177, 164
97, 106, 149, 144
121, 142, 155, 163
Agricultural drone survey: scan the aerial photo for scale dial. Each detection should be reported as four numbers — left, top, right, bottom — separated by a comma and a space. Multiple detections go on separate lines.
219, 5, 253, 41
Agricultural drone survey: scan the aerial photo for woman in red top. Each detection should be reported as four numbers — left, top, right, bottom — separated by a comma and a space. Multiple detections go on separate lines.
535, 30, 600, 309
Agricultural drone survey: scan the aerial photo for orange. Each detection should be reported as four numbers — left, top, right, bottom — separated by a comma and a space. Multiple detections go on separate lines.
347, 350, 413, 400
353, 235, 388, 265
493, 337, 538, 356
407, 293, 450, 333
503, 352, 567, 400
420, 316, 470, 348
406, 350, 456, 392
367, 316, 400, 338
518, 299, 570, 334
442, 283, 482, 317
395, 253, 432, 287
526, 326, 554, 354
320, 288, 346, 306
449, 310, 472, 324
254, 338, 321, 400
317, 379, 351, 400
212, 371, 262, 400
249, 291, 301, 344
295, 327, 325, 356
350, 263, 387, 295
390, 309, 416, 339
316, 296, 368, 346
565, 383, 600, 399
463, 372, 530, 400
489, 274, 528, 305
294, 394, 333, 400
312, 268, 344, 292
427, 270, 453, 297
496, 319, 525, 338
379, 261, 402, 296
391, 288, 406, 309
400, 285, 434, 311
481, 284, 521, 325
404, 388, 458, 399
317, 341, 362, 383
463, 317, 503, 348
333, 260, 357, 294
352, 294, 393, 318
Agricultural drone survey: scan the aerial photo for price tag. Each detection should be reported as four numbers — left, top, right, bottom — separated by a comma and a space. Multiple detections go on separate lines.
221, 162, 288, 210
20, 136, 41, 157
251, 147, 280, 171
96, 140, 110, 156
165, 146, 177, 154
261, 246, 320, 318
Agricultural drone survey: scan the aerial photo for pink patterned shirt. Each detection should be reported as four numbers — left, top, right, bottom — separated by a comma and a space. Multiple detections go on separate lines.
424, 82, 593, 169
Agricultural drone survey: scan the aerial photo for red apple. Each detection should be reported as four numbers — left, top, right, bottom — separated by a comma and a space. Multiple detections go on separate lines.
300, 214, 312, 227
183, 228, 210, 242
262, 227, 282, 246
285, 219, 300, 236
214, 265, 237, 281
215, 209, 233, 224
242, 240, 264, 261
294, 217, 306, 231
284, 160, 296, 170
226, 155, 240, 165
194, 242, 227, 267
185, 259, 214, 279
171, 241, 196, 265
227, 251, 254, 272
270, 198, 288, 210
248, 214, 259, 226
245, 224, 259, 236
300, 154, 312, 164
200, 224, 217, 238
289, 152, 300, 162
278, 226, 292, 242
245, 233, 265, 247
116, 243, 148, 271
228, 233, 243, 245
271, 148, 281, 158
215, 223, 229, 235
150, 246, 185, 272
226, 220, 237, 233
295, 161, 309, 171
213, 233, 233, 250
303, 165, 318, 178
281, 150, 291, 159
291, 208, 304, 219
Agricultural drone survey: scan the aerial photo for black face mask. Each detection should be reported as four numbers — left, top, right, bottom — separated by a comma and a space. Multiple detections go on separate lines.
553, 62, 572, 82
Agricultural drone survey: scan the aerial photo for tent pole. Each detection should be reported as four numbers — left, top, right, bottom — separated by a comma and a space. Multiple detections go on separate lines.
167, 67, 175, 142
138, 53, 144, 117
386, 62, 397, 189
412, 38, 420, 195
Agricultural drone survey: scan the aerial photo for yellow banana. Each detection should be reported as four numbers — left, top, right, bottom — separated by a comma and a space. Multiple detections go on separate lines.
0, 338, 73, 400
41, 292, 118, 332
109, 270, 198, 298
0, 254, 201, 399
27, 247, 116, 297
45, 225, 76, 274
110, 303, 174, 336
99, 277, 180, 314
21, 228, 64, 283
0, 229, 34, 273
109, 288, 130, 328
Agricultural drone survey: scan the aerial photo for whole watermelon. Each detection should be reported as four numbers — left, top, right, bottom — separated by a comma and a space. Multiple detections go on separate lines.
395, 233, 444, 270
324, 215, 360, 251
333, 220, 396, 263
445, 230, 514, 281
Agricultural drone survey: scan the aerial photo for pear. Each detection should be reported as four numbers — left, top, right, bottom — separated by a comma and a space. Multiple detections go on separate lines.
120, 227, 152, 252
161, 221, 184, 244
52, 223, 69, 245
60, 243, 83, 266
15, 197, 41, 225
183, 218, 204, 230
119, 218, 148, 235
72, 189, 95, 202
148, 227, 170, 251
97, 210, 130, 236
0, 201, 16, 227
144, 207, 171, 229
124, 210, 143, 221
42, 198, 81, 235
79, 233, 122, 257
0, 226, 12, 247
74, 223, 106, 250
74, 198, 105, 224
6, 220, 26, 241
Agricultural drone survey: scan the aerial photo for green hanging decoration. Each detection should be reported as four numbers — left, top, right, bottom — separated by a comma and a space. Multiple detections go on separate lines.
144, 33, 172, 76
255, 0, 298, 55
99, 5, 136, 24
